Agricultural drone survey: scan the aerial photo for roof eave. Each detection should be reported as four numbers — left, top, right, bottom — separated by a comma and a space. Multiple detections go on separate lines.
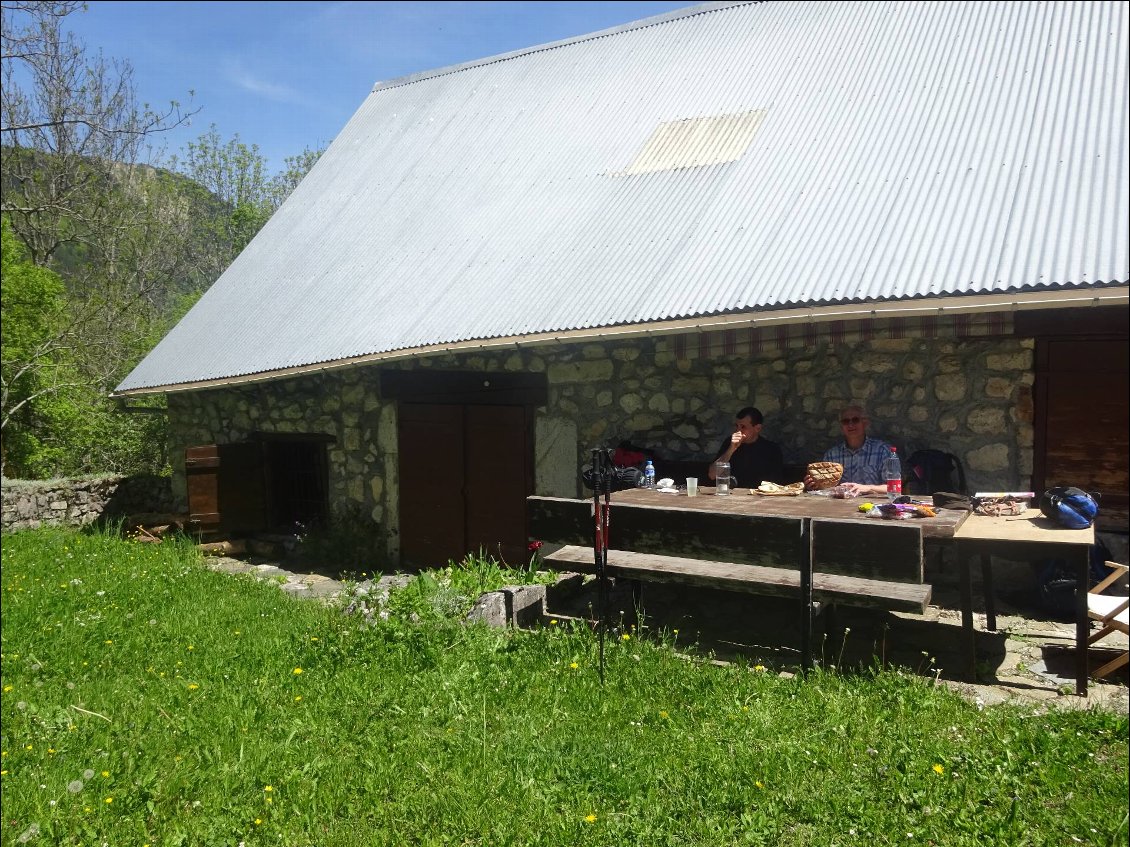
111, 286, 1129, 397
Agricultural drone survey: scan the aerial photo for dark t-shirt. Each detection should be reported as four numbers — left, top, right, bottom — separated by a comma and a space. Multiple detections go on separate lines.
712, 436, 784, 488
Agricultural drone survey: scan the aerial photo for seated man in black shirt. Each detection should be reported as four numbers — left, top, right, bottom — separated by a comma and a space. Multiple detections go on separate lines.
708, 406, 784, 489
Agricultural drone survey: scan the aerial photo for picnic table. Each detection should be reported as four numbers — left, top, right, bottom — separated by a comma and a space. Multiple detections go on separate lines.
530, 487, 958, 673
530, 487, 1097, 695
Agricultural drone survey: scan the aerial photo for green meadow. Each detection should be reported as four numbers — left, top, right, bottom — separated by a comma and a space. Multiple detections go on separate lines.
2, 527, 1127, 846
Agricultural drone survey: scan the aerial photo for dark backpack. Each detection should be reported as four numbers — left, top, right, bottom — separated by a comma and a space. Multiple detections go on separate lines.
581, 449, 644, 492
904, 449, 967, 495
1039, 486, 1099, 530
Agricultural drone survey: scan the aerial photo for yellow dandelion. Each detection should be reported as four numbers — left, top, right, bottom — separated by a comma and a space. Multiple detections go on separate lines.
754, 664, 766, 672
187, 645, 194, 651
187, 684, 199, 691
292, 667, 303, 675
104, 797, 113, 804
104, 640, 113, 645
294, 695, 303, 702
569, 662, 579, 670
621, 634, 630, 641
264, 785, 273, 792
659, 710, 669, 719
254, 818, 262, 825
755, 780, 764, 789
2, 685, 11, 692
584, 814, 597, 823
101, 771, 109, 778
550, 619, 558, 625
932, 764, 944, 775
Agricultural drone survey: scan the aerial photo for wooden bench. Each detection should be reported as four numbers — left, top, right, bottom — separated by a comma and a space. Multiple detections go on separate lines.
529, 495, 929, 668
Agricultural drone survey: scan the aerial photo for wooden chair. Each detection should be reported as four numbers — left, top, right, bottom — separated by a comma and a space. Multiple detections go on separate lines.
1087, 561, 1129, 679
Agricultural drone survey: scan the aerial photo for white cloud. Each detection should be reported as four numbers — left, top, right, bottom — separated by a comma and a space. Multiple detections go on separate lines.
223, 59, 306, 105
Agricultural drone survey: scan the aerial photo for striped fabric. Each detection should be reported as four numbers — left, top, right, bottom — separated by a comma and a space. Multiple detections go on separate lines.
672, 313, 1010, 359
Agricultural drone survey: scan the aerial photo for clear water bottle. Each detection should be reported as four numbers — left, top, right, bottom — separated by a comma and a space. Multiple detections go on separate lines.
644, 460, 656, 489
884, 447, 902, 501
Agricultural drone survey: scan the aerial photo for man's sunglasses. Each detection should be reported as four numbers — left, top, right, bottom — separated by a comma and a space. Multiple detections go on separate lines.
840, 416, 863, 425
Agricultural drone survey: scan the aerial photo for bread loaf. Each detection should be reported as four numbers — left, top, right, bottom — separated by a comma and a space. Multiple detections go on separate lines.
806, 461, 843, 490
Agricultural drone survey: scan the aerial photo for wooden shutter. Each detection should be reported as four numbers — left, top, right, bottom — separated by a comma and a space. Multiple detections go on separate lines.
185, 445, 221, 529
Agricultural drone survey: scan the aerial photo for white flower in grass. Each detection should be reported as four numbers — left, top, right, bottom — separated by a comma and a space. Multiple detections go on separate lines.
67, 780, 84, 793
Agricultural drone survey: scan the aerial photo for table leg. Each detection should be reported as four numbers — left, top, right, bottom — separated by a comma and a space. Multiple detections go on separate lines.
959, 551, 976, 682
980, 554, 996, 631
1075, 546, 1089, 697
800, 518, 813, 673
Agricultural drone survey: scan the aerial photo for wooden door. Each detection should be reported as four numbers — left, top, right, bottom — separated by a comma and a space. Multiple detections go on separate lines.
398, 404, 467, 567
1035, 337, 1129, 529
398, 403, 531, 568
465, 405, 530, 566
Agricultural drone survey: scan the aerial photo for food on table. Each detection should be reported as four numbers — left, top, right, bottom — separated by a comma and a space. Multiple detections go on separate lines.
806, 462, 844, 490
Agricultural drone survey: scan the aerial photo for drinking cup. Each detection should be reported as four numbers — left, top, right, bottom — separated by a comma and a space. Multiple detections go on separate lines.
686, 478, 698, 497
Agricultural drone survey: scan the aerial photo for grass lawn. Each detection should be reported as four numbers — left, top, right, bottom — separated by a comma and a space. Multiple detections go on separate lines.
2, 527, 1127, 846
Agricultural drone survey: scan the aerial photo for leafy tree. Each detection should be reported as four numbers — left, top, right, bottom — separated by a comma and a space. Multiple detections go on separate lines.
0, 217, 70, 475
1, 3, 320, 479
170, 125, 321, 278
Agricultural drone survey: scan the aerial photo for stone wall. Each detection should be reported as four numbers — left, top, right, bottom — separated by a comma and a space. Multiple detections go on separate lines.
1, 474, 176, 533
165, 333, 1035, 564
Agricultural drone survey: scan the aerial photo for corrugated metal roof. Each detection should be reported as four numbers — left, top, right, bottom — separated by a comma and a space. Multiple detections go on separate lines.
116, 0, 1129, 394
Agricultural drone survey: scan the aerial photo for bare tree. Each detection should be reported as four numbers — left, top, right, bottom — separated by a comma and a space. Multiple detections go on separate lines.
2, 0, 196, 263
1, 1, 198, 474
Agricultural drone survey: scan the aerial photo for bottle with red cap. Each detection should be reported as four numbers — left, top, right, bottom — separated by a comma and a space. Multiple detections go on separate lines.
884, 447, 902, 501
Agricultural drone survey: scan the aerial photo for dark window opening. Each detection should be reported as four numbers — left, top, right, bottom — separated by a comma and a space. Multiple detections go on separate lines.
265, 440, 329, 532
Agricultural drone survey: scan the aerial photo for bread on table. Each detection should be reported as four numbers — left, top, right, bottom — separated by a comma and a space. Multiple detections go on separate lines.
806, 462, 844, 490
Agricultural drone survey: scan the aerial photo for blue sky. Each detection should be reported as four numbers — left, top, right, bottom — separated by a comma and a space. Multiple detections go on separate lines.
63, 1, 692, 172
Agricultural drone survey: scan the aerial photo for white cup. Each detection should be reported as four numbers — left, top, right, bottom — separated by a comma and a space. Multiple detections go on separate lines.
686, 478, 698, 497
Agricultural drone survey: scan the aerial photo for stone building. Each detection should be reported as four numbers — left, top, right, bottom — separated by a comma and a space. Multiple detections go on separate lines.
116, 2, 1129, 567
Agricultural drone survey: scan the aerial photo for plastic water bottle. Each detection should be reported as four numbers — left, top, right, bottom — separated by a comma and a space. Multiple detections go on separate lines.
644, 460, 656, 489
884, 447, 902, 501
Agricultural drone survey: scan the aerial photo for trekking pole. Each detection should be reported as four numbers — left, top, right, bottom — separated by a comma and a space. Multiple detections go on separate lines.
600, 453, 612, 684
591, 448, 607, 684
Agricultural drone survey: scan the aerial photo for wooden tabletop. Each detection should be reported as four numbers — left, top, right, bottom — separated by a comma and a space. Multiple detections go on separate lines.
609, 487, 968, 540
953, 511, 1094, 546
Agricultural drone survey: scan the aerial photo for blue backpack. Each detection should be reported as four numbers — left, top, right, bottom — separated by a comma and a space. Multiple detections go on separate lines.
1039, 486, 1099, 529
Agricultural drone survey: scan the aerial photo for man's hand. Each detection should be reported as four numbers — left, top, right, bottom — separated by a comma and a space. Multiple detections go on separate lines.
729, 430, 743, 449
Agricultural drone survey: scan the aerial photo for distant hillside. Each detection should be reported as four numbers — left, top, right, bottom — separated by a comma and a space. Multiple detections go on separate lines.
1, 143, 234, 296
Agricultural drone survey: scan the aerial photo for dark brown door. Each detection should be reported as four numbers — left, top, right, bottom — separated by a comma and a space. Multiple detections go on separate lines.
398, 404, 468, 567
1035, 338, 1129, 529
398, 403, 531, 568
465, 405, 530, 566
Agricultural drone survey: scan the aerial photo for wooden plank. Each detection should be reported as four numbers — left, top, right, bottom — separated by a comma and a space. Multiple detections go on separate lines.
529, 496, 804, 570
541, 546, 931, 613
812, 519, 923, 583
